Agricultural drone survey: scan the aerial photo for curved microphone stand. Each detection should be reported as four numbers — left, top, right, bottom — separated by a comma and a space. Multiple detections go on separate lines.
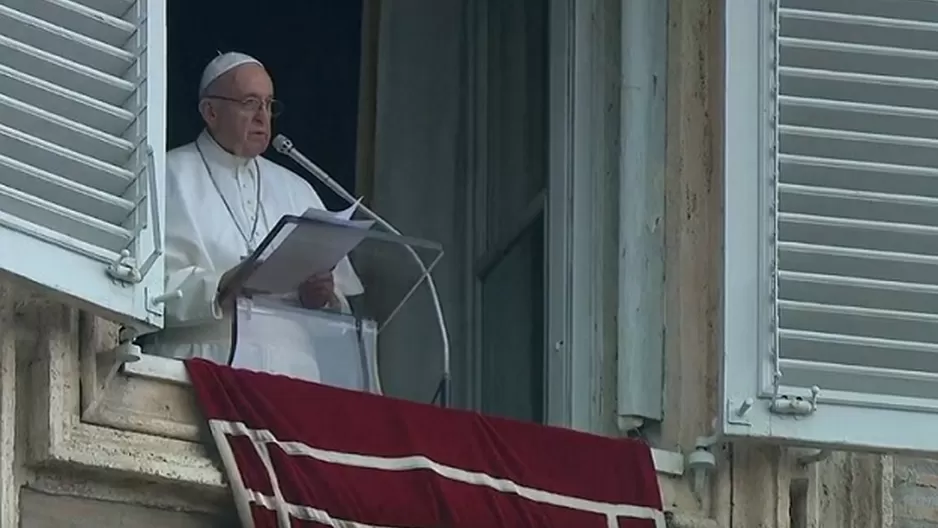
273, 134, 452, 407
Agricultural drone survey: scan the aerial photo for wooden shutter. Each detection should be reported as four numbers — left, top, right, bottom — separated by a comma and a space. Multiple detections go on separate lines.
723, 0, 938, 453
0, 0, 166, 330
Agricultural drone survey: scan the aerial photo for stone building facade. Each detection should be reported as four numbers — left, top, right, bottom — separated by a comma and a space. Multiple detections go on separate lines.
0, 0, 930, 527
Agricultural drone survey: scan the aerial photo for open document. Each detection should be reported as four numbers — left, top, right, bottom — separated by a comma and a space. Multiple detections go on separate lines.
242, 199, 375, 294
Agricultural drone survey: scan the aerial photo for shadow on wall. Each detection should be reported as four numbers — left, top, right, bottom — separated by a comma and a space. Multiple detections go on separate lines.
166, 0, 364, 211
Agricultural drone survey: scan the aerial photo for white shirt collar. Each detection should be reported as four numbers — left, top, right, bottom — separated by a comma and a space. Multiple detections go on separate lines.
197, 129, 254, 170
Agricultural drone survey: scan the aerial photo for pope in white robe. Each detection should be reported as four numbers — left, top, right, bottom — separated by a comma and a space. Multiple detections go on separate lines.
147, 52, 363, 382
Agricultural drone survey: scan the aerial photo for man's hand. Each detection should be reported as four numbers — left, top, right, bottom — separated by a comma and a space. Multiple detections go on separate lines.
298, 272, 337, 309
217, 259, 260, 310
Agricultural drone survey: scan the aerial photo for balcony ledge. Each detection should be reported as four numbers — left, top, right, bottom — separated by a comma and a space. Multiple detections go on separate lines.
122, 354, 686, 476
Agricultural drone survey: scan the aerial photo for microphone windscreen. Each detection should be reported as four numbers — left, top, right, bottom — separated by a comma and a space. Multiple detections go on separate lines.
272, 134, 292, 154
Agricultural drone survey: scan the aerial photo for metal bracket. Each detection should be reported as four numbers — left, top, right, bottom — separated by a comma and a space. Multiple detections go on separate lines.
726, 397, 754, 426
770, 386, 820, 416
106, 249, 141, 284
82, 327, 143, 418
145, 287, 182, 316
687, 432, 719, 504
794, 448, 830, 466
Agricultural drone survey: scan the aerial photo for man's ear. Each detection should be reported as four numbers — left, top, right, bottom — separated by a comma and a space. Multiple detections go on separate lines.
198, 99, 216, 125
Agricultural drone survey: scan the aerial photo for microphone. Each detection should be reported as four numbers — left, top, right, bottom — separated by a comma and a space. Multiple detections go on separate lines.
273, 134, 452, 408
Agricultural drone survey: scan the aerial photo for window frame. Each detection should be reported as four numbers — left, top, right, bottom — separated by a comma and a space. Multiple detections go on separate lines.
545, 0, 670, 434
544, 0, 596, 432
465, 0, 550, 424
464, 0, 668, 433
463, 0, 613, 431
87, 0, 684, 477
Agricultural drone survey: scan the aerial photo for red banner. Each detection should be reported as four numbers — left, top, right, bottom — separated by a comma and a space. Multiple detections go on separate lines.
186, 358, 664, 527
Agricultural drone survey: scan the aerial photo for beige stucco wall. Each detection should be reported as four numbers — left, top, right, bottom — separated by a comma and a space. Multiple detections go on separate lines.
0, 1, 926, 527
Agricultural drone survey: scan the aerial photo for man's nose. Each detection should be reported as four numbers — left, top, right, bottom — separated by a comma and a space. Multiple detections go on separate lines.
253, 109, 270, 123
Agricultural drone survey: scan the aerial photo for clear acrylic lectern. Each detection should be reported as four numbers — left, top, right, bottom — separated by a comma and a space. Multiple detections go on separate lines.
217, 210, 443, 394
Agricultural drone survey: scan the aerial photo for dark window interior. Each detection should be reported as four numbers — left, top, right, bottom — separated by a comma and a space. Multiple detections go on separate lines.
166, 1, 364, 210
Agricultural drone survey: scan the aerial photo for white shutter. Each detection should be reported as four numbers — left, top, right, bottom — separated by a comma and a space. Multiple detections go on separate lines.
723, 0, 938, 453
0, 0, 166, 330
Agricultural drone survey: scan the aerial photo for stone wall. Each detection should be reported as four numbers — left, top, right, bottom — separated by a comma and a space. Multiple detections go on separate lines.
894, 457, 938, 527
19, 489, 232, 528
0, 281, 231, 527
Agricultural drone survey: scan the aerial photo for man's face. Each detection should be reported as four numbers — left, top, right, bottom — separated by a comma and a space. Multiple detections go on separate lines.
201, 63, 275, 158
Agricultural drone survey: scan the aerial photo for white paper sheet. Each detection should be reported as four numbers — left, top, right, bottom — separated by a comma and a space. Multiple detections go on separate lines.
330, 197, 365, 222
242, 200, 375, 294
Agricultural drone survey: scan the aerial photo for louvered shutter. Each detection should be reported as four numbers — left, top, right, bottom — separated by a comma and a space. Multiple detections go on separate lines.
723, 0, 938, 453
0, 0, 166, 330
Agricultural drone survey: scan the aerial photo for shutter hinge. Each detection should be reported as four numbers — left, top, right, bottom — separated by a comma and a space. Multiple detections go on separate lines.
770, 385, 820, 417
726, 398, 754, 426
106, 250, 142, 284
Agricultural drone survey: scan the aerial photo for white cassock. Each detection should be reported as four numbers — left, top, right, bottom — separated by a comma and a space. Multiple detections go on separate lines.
146, 130, 364, 380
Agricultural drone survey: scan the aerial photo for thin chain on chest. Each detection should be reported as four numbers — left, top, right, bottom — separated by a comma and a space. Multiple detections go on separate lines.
195, 143, 270, 253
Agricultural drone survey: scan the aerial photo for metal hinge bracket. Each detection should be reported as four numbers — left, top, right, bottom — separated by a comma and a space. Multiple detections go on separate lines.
106, 250, 141, 284
770, 386, 820, 417
145, 287, 182, 315
726, 398, 754, 426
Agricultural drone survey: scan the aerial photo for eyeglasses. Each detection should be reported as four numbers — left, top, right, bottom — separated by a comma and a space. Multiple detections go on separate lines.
204, 95, 284, 117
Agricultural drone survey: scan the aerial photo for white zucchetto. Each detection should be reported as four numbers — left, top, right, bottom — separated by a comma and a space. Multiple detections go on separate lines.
198, 51, 263, 97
